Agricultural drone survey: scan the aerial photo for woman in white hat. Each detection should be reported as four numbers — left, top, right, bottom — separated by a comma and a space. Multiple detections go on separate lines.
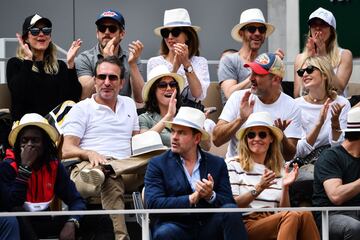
294, 7, 353, 98
226, 111, 320, 240
139, 65, 184, 147
147, 8, 210, 105
7, 14, 82, 121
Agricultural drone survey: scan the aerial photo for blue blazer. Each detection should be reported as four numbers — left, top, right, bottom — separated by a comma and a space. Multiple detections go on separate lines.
144, 149, 235, 224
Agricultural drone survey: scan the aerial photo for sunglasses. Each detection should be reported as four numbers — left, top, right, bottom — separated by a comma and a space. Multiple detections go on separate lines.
160, 28, 184, 38
96, 74, 119, 81
97, 25, 119, 33
296, 65, 319, 77
157, 81, 178, 90
243, 25, 267, 34
29, 27, 52, 36
246, 131, 268, 139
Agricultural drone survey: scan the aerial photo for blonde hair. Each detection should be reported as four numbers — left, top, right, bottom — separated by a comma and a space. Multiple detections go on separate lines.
302, 28, 340, 69
237, 127, 284, 177
16, 41, 59, 75
301, 55, 337, 100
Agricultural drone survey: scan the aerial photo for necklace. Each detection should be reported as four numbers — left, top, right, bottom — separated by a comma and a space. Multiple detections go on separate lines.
307, 94, 327, 103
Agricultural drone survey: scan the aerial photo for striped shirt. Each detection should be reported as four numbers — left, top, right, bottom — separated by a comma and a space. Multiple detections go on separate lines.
226, 157, 283, 209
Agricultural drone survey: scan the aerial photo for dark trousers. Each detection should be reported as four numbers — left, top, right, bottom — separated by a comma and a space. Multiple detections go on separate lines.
152, 203, 248, 240
0, 217, 20, 240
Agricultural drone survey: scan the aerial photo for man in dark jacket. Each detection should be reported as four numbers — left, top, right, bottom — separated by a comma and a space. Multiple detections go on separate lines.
145, 107, 247, 240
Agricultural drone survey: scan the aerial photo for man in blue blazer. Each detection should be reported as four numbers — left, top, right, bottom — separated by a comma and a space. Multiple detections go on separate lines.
145, 107, 248, 240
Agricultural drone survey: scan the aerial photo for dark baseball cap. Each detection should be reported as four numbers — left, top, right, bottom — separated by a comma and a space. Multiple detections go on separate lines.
22, 14, 52, 36
95, 10, 125, 29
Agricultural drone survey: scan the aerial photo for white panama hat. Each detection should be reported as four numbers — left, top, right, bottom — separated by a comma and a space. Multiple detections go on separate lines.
342, 107, 360, 133
131, 131, 168, 157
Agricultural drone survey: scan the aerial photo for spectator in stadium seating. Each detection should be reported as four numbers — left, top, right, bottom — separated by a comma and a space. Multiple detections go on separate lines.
62, 56, 142, 240
0, 113, 86, 239
213, 53, 301, 161
218, 8, 284, 105
227, 111, 320, 240
147, 8, 210, 108
75, 9, 144, 101
294, 7, 352, 98
291, 55, 350, 205
145, 106, 247, 240
313, 107, 360, 239
139, 65, 184, 147
6, 14, 82, 121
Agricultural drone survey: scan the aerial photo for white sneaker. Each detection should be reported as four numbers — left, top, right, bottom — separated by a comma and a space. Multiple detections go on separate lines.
80, 168, 105, 186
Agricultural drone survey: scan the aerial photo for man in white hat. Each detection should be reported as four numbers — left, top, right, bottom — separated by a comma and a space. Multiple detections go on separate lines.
218, 8, 283, 104
213, 53, 301, 161
313, 107, 360, 238
62, 56, 140, 240
145, 107, 247, 240
75, 9, 145, 102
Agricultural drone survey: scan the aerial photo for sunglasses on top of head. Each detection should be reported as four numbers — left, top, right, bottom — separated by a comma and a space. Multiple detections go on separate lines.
160, 28, 184, 38
157, 81, 178, 90
97, 25, 119, 33
296, 65, 320, 77
243, 25, 267, 34
29, 27, 52, 36
246, 131, 268, 140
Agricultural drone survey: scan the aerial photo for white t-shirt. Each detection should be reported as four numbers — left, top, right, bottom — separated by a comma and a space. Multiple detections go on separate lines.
294, 95, 350, 158
226, 157, 283, 209
147, 55, 210, 101
219, 90, 302, 158
62, 95, 139, 159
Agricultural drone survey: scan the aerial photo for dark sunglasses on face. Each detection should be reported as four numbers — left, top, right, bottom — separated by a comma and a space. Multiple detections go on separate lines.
160, 28, 183, 38
96, 74, 119, 81
243, 25, 267, 34
296, 65, 319, 77
157, 81, 178, 89
97, 25, 119, 33
246, 131, 268, 139
29, 27, 52, 36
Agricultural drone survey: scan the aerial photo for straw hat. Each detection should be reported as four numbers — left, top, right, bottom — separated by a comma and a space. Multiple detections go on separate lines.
342, 107, 360, 133
8, 113, 59, 147
236, 112, 283, 141
154, 8, 201, 37
142, 65, 185, 102
131, 131, 168, 156
164, 107, 209, 140
231, 8, 275, 42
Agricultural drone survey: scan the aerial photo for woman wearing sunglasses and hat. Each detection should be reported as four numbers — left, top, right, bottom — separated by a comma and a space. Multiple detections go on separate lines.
147, 8, 210, 108
6, 14, 82, 121
226, 111, 320, 240
294, 7, 353, 98
291, 56, 350, 205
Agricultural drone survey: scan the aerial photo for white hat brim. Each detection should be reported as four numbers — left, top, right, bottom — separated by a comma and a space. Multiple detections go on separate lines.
236, 123, 283, 142
142, 72, 185, 102
154, 25, 201, 37
164, 121, 210, 141
231, 22, 275, 42
131, 146, 168, 157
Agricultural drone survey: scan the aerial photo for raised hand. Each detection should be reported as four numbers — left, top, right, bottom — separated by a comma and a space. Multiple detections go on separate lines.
275, 48, 285, 60
331, 103, 344, 130
21, 145, 39, 167
16, 33, 33, 60
128, 40, 144, 65
306, 37, 317, 57
167, 89, 177, 119
312, 31, 326, 55
67, 39, 82, 69
283, 163, 299, 187
196, 173, 214, 200
173, 43, 190, 67
274, 118, 291, 132
318, 98, 331, 125
102, 37, 117, 57
257, 168, 276, 191
240, 91, 254, 121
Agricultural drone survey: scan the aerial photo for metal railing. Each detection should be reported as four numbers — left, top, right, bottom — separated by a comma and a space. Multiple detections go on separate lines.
1, 206, 359, 240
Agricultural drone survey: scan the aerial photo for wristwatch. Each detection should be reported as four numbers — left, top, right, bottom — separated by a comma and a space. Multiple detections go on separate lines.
250, 189, 259, 197
184, 65, 193, 73
67, 218, 80, 229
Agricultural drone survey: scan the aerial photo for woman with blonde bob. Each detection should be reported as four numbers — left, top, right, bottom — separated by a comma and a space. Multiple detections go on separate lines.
7, 14, 82, 121
294, 7, 352, 97
226, 111, 320, 240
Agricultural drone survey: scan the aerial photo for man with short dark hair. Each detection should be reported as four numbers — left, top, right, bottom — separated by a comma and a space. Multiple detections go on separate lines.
213, 53, 301, 161
313, 107, 360, 239
75, 9, 144, 102
145, 107, 247, 240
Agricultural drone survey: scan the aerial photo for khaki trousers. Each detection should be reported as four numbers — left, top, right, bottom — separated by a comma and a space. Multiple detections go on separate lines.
244, 211, 320, 240
70, 155, 150, 240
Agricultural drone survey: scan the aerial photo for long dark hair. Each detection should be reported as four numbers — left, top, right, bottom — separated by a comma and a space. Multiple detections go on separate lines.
144, 78, 182, 113
14, 126, 58, 171
160, 27, 200, 58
